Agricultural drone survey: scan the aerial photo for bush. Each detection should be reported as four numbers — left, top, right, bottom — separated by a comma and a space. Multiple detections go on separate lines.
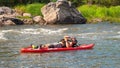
25, 3, 45, 16
14, 5, 26, 14
14, 3, 45, 16
108, 6, 120, 17
77, 5, 120, 23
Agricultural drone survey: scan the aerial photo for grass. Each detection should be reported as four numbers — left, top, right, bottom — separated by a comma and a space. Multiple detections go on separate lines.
14, 5, 26, 14
77, 5, 120, 23
16, 16, 31, 19
25, 3, 45, 16
14, 3, 45, 16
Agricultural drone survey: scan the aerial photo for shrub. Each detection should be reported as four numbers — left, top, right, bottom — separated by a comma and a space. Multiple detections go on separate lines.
14, 3, 45, 16
77, 5, 120, 23
25, 3, 45, 16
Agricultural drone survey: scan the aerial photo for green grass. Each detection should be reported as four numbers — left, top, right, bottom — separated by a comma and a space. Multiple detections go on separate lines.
108, 6, 120, 17
25, 3, 45, 16
77, 5, 120, 23
16, 16, 31, 19
14, 5, 26, 13
14, 3, 45, 16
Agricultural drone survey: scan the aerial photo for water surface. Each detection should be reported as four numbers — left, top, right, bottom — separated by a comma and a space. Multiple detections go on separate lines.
0, 23, 120, 68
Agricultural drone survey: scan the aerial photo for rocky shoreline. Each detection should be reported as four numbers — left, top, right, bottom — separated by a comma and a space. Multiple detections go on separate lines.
0, 6, 46, 27
0, 0, 87, 27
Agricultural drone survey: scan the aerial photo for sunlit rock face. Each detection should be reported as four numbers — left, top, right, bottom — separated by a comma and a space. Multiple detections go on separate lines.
41, 0, 87, 24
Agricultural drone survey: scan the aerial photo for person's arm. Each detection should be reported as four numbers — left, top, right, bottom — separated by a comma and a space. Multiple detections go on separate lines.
65, 40, 70, 48
64, 36, 70, 48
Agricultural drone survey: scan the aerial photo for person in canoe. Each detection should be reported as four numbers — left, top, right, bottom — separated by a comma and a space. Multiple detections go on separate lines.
32, 36, 78, 49
62, 36, 78, 48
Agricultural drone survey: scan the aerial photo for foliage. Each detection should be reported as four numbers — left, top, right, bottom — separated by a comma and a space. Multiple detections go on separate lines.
51, 0, 57, 2
0, 0, 120, 7
25, 3, 45, 16
14, 5, 26, 13
68, 0, 120, 7
108, 6, 120, 17
77, 5, 120, 23
14, 3, 45, 16
0, 0, 50, 7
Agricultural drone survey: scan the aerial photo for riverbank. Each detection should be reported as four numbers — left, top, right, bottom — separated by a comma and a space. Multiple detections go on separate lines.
0, 1, 86, 27
14, 4, 120, 24
0, 3, 120, 27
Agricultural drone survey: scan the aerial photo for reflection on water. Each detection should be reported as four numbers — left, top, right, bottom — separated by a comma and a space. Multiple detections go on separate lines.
0, 23, 120, 68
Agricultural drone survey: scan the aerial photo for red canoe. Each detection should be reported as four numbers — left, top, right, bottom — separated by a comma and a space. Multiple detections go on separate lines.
21, 43, 95, 53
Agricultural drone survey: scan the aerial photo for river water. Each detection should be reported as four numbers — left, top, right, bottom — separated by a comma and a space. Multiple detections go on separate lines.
0, 23, 120, 68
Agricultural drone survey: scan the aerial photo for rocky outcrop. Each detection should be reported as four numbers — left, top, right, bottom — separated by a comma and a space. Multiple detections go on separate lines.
0, 7, 33, 26
0, 6, 46, 26
0, 16, 24, 26
41, 0, 87, 24
0, 6, 24, 26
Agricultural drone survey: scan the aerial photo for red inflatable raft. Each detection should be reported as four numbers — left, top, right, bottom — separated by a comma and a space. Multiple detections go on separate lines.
21, 43, 95, 53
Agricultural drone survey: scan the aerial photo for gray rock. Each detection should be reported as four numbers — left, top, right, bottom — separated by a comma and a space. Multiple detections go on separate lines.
0, 6, 14, 15
0, 17, 24, 26
22, 18, 33, 25
33, 16, 46, 25
4, 20, 15, 25
0, 8, 4, 15
9, 18, 24, 25
0, 6, 35, 26
0, 18, 3, 26
23, 13, 32, 17
41, 1, 86, 24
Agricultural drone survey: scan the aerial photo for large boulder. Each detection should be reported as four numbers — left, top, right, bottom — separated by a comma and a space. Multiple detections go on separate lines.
41, 0, 87, 24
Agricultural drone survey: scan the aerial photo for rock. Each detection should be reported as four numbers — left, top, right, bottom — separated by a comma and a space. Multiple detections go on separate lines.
0, 9, 4, 15
4, 20, 15, 25
0, 17, 24, 25
33, 16, 46, 25
0, 6, 36, 26
0, 6, 14, 15
92, 18, 102, 23
41, 1, 86, 24
9, 18, 24, 25
23, 13, 32, 17
22, 19, 33, 25
0, 19, 3, 26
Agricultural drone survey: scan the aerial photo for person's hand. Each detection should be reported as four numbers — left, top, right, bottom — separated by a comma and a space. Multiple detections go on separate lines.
64, 36, 70, 41
64, 38, 68, 42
